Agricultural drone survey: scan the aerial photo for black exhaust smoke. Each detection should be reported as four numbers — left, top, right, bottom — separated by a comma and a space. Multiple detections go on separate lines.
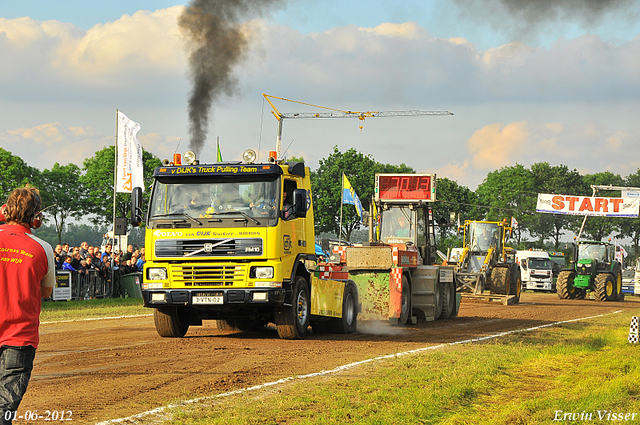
179, 0, 285, 155
453, 0, 635, 35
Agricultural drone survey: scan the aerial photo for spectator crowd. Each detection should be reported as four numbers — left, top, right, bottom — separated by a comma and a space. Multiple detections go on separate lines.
54, 241, 145, 279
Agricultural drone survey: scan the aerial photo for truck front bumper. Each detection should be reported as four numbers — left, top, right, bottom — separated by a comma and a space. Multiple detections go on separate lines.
143, 287, 287, 308
523, 280, 554, 291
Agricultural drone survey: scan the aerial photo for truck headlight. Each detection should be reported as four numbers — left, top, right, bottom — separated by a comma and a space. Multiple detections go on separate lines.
254, 266, 274, 279
148, 268, 168, 280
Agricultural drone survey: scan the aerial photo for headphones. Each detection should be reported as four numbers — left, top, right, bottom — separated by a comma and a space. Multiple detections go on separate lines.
0, 191, 43, 229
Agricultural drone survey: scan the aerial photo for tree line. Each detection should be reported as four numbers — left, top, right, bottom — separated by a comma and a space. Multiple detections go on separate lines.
309, 147, 640, 260
2, 145, 639, 259
0, 146, 161, 246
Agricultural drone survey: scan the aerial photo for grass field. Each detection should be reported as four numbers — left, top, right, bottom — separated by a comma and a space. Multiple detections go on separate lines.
40, 297, 149, 322
41, 299, 640, 424
161, 307, 640, 425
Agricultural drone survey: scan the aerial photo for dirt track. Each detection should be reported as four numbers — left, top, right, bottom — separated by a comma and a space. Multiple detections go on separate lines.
18, 293, 635, 424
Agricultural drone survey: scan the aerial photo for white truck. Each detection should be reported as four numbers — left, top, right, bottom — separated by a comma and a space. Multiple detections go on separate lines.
516, 250, 554, 292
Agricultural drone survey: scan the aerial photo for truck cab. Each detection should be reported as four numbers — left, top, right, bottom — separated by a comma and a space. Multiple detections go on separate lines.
133, 150, 346, 339
516, 250, 554, 292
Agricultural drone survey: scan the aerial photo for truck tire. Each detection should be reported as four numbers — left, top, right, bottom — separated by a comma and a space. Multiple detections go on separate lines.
329, 283, 358, 334
154, 306, 189, 337
434, 277, 444, 320
556, 271, 577, 299
275, 276, 310, 339
595, 273, 616, 302
490, 267, 509, 295
440, 281, 456, 319
399, 275, 411, 325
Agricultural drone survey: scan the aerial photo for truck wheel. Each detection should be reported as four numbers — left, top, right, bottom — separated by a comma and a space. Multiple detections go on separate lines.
449, 279, 459, 318
434, 277, 444, 320
490, 267, 509, 295
440, 281, 456, 319
154, 306, 189, 337
329, 283, 358, 334
399, 275, 411, 325
556, 271, 577, 299
275, 276, 310, 339
595, 273, 616, 302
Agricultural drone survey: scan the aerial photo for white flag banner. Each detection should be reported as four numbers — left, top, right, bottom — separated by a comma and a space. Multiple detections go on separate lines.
116, 111, 144, 193
536, 193, 639, 218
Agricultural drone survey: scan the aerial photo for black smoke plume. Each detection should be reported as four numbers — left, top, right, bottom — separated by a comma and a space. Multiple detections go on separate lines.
453, 0, 637, 38
179, 0, 284, 155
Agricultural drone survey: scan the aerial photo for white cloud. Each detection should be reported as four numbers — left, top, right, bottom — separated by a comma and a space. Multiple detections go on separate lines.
1, 123, 112, 168
1, 13, 640, 191
0, 7, 186, 94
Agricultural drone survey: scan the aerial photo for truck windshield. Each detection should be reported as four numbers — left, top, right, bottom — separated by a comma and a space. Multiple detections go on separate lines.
149, 178, 279, 227
528, 258, 553, 269
465, 222, 499, 253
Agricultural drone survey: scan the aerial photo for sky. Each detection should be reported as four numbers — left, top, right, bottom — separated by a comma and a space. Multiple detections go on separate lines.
2, 0, 640, 191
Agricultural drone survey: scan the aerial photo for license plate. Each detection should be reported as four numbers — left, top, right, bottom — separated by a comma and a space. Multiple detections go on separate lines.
193, 295, 223, 305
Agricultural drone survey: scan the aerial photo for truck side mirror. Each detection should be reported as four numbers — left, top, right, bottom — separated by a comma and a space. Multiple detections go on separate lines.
292, 189, 308, 218
131, 187, 143, 227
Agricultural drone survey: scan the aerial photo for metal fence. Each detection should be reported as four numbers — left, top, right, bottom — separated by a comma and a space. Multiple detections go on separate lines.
54, 269, 122, 300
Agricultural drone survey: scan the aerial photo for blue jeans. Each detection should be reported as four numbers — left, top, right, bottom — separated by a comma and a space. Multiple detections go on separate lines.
0, 346, 35, 425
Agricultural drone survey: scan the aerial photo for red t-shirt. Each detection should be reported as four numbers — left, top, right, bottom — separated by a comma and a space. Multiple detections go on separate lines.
0, 224, 55, 349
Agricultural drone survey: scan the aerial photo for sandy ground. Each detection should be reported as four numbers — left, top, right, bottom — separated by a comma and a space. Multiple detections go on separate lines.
17, 292, 636, 424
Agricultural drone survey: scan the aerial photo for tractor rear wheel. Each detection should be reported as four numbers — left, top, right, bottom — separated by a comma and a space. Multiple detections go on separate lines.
509, 269, 521, 304
490, 267, 509, 295
556, 271, 577, 299
595, 273, 616, 302
614, 269, 623, 301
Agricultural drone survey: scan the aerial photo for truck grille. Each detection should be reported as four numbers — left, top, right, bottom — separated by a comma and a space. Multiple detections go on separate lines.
155, 238, 262, 257
170, 264, 247, 286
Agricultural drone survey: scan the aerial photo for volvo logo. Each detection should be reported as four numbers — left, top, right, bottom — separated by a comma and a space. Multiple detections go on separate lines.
204, 243, 214, 253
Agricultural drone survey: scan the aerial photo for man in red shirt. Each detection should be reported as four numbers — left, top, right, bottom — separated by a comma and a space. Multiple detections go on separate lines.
0, 186, 55, 424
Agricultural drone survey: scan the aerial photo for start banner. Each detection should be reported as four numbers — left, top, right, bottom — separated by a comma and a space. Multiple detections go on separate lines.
536, 193, 640, 218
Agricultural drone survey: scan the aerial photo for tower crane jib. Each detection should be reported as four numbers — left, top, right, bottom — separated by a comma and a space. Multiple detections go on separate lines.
262, 93, 453, 158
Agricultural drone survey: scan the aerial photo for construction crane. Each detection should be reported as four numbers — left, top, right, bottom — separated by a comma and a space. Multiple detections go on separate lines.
263, 93, 453, 158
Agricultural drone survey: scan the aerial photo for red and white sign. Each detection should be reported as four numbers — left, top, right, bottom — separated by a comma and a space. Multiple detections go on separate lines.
536, 193, 639, 217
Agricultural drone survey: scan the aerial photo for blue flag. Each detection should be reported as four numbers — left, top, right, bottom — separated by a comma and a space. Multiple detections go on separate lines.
342, 174, 363, 219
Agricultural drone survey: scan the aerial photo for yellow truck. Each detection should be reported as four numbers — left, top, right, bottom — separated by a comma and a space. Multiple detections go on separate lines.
131, 150, 357, 339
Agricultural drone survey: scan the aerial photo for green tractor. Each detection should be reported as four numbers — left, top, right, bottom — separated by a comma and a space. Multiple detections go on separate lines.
556, 240, 623, 301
